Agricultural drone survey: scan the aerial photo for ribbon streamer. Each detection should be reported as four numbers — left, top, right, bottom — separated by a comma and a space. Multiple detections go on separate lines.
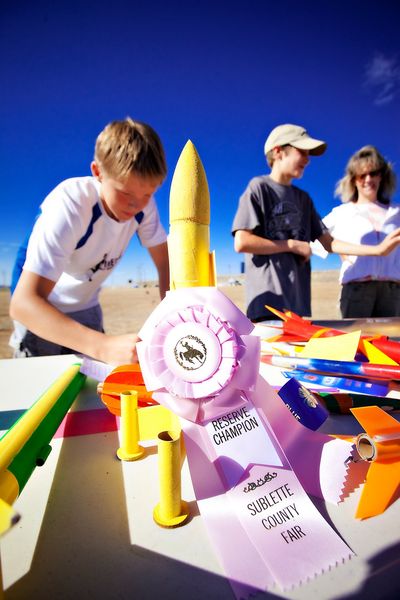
137, 288, 355, 593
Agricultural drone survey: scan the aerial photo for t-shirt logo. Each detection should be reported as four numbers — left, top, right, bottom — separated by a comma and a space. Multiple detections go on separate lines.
88, 253, 122, 281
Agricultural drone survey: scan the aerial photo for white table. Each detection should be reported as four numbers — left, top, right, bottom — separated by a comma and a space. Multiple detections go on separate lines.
1, 355, 400, 599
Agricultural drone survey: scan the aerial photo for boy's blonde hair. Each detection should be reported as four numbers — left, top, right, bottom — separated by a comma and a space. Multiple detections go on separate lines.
335, 145, 396, 204
94, 117, 167, 180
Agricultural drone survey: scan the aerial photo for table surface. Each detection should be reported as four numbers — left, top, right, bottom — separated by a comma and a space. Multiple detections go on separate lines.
1, 354, 400, 600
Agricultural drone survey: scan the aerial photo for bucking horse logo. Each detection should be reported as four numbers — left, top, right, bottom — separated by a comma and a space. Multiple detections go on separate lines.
174, 335, 207, 370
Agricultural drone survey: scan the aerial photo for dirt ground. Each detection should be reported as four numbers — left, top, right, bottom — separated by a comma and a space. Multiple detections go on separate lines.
0, 271, 342, 359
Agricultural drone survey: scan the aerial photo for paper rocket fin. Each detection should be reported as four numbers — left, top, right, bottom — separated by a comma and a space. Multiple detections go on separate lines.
351, 406, 400, 519
351, 405, 400, 438
355, 460, 400, 519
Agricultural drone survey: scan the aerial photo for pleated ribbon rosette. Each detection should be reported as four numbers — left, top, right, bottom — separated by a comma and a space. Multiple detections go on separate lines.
136, 288, 354, 595
136, 287, 259, 423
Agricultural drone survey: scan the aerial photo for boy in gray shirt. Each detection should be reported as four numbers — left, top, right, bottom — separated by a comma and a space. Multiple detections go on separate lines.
232, 123, 400, 321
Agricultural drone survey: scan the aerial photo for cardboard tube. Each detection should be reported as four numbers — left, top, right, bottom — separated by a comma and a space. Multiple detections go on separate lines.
153, 430, 189, 527
356, 433, 400, 462
117, 391, 145, 461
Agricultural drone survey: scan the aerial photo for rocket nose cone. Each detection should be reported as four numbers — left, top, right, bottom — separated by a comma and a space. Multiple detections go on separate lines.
179, 139, 199, 165
170, 140, 210, 224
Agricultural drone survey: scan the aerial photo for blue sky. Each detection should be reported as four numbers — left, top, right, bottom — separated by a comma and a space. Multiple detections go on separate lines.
1, 0, 399, 285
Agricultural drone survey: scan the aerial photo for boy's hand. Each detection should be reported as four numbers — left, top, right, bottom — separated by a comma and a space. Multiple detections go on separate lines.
97, 333, 140, 365
288, 239, 312, 261
377, 228, 400, 256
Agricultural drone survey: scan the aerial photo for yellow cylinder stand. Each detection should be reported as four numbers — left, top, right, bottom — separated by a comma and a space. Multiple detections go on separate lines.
153, 430, 189, 528
116, 391, 145, 461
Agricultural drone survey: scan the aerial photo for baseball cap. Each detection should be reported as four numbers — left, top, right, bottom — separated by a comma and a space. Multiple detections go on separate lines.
264, 124, 327, 156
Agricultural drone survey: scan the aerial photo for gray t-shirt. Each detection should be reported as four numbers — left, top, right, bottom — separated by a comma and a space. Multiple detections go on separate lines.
232, 175, 325, 319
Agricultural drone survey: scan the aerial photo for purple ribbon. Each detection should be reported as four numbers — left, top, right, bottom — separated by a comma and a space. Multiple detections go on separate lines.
137, 288, 357, 594
137, 288, 260, 423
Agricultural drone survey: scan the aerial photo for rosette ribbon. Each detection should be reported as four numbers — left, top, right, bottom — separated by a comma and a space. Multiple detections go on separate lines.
137, 288, 355, 595
137, 287, 259, 424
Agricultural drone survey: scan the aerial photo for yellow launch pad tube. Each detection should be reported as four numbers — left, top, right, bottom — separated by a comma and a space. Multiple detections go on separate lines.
117, 391, 145, 461
153, 430, 189, 528
0, 364, 81, 474
169, 140, 215, 288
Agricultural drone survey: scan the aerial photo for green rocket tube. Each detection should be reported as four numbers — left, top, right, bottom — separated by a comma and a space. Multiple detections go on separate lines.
0, 364, 86, 502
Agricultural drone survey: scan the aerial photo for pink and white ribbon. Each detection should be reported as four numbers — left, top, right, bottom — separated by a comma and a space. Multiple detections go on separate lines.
137, 288, 355, 595
137, 287, 259, 423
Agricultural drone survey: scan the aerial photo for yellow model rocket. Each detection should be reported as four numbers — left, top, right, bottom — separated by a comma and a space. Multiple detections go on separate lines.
0, 364, 85, 535
168, 140, 216, 289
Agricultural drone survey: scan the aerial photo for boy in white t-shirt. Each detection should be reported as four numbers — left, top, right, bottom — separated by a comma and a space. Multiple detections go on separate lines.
10, 118, 169, 364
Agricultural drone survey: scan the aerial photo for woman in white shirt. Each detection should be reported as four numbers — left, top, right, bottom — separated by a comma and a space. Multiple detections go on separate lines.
323, 145, 400, 318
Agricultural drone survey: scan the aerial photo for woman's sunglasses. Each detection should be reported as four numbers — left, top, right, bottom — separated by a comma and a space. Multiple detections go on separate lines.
355, 169, 382, 180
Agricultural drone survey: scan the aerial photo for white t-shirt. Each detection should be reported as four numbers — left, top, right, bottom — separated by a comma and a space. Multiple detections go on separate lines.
317, 201, 400, 284
23, 176, 167, 311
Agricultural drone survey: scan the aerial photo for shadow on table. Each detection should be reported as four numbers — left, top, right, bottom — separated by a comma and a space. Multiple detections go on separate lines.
341, 541, 400, 600
4, 427, 275, 600
5, 397, 400, 600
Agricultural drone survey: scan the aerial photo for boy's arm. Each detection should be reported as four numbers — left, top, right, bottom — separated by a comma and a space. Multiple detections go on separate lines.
10, 270, 139, 365
234, 229, 312, 260
318, 228, 400, 257
147, 241, 169, 299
